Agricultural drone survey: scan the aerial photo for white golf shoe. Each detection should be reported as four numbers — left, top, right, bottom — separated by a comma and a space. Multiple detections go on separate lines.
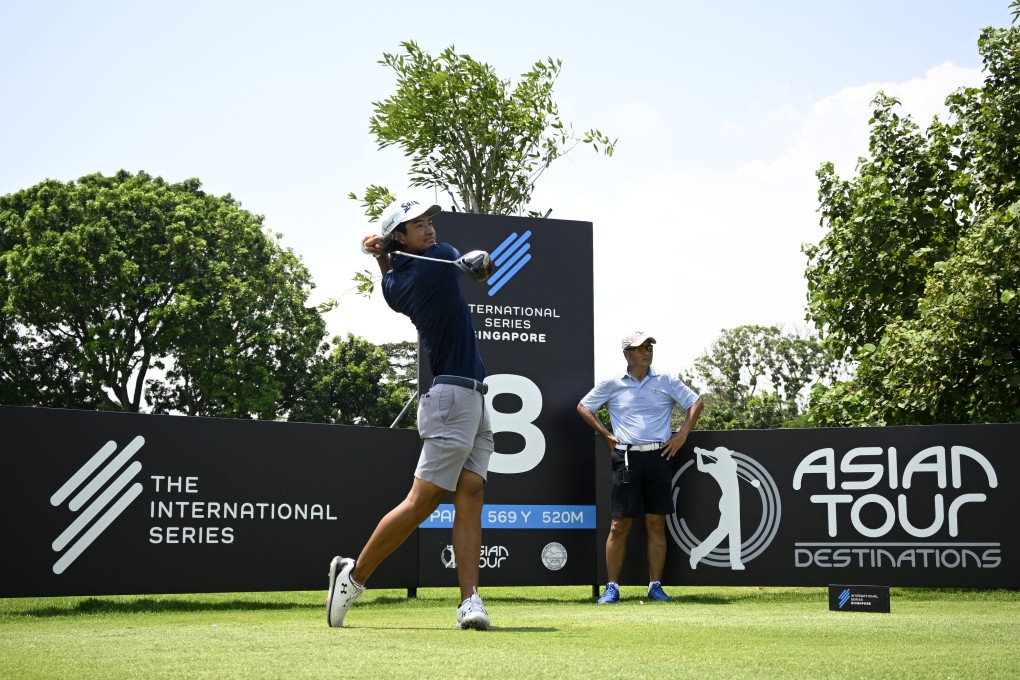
456, 590, 490, 630
327, 556, 364, 628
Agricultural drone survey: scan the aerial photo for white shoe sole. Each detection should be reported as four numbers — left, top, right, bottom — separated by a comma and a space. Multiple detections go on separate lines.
457, 615, 490, 631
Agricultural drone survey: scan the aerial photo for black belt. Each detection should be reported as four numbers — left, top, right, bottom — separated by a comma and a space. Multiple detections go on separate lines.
433, 375, 488, 395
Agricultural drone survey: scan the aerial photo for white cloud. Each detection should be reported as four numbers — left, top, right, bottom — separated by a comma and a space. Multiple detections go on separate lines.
749, 61, 985, 182
530, 61, 986, 380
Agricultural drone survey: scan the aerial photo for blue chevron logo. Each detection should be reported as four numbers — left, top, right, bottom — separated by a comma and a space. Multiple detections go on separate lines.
487, 231, 532, 296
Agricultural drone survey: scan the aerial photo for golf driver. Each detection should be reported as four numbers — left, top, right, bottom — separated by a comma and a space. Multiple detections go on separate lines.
694, 447, 761, 487
392, 249, 493, 281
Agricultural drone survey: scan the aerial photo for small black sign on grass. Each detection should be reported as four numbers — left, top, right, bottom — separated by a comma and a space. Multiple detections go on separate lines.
828, 584, 891, 613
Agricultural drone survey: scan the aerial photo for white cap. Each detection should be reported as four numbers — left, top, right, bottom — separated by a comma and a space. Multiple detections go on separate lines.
621, 331, 656, 349
379, 197, 441, 237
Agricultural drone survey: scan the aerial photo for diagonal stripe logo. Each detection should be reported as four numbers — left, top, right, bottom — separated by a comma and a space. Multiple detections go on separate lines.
50, 436, 145, 574
487, 231, 532, 296
839, 588, 851, 608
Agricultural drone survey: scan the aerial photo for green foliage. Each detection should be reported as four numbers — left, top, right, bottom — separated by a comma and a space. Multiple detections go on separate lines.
347, 185, 396, 221
806, 22, 1020, 426
359, 41, 615, 216
341, 185, 393, 299
315, 267, 380, 312
352, 269, 377, 297
380, 339, 419, 428
0, 312, 102, 409
811, 204, 1020, 425
378, 340, 418, 390
0, 170, 325, 417
287, 334, 413, 427
805, 92, 969, 357
681, 325, 834, 430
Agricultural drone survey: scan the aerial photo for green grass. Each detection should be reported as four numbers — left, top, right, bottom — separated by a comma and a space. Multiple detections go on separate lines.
2, 587, 1018, 679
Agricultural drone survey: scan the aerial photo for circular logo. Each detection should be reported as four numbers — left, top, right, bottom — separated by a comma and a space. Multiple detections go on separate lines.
441, 545, 457, 569
541, 542, 568, 570
667, 448, 782, 568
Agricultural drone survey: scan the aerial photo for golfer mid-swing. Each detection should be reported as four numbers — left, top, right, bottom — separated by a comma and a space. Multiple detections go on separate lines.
327, 196, 494, 630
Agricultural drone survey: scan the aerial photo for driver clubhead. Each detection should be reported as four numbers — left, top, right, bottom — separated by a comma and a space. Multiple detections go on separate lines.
457, 250, 493, 281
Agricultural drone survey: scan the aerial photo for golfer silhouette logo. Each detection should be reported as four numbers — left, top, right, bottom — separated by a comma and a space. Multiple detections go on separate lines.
689, 447, 752, 569
667, 446, 781, 570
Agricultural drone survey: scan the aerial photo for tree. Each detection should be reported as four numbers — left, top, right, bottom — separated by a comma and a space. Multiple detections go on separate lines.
0, 170, 325, 417
335, 42, 618, 302
379, 340, 418, 389
350, 41, 615, 219
809, 203, 1020, 425
805, 92, 970, 358
378, 340, 419, 428
680, 325, 833, 430
0, 312, 100, 408
806, 20, 1020, 425
287, 334, 413, 427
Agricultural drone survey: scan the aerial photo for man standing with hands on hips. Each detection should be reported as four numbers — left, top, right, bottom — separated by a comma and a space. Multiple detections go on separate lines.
327, 196, 495, 630
577, 332, 703, 603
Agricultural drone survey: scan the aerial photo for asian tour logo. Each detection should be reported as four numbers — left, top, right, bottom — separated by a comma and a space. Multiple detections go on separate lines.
486, 231, 532, 296
668, 446, 782, 570
792, 444, 1001, 570
50, 436, 145, 574
441, 544, 510, 569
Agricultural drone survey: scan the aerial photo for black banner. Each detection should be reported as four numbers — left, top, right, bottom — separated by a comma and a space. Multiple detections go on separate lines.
614, 425, 1018, 588
0, 406, 419, 597
2, 409, 1017, 596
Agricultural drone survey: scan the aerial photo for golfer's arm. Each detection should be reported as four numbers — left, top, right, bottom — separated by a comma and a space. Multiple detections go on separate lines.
677, 399, 703, 438
375, 253, 392, 275
577, 403, 615, 442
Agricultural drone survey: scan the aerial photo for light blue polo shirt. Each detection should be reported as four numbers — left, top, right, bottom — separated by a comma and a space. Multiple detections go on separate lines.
580, 367, 699, 445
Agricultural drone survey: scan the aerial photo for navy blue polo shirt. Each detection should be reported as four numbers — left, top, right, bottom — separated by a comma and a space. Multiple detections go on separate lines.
382, 242, 485, 381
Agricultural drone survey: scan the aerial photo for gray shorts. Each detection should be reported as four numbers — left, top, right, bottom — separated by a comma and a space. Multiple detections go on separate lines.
415, 382, 494, 492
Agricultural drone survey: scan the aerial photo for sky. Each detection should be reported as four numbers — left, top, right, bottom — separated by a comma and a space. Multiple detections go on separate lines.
1, 0, 1014, 381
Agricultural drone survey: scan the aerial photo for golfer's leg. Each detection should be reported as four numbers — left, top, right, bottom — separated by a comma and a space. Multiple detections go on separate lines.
645, 513, 667, 582
452, 469, 485, 602
353, 476, 446, 584
605, 517, 633, 583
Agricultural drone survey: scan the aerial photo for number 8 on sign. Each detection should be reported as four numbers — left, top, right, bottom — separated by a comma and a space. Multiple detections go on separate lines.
485, 374, 545, 474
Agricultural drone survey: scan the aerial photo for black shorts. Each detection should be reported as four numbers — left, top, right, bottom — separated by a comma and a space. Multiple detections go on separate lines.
610, 447, 673, 517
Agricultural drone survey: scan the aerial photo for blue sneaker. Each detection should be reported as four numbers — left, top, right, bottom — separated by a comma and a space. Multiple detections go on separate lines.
597, 582, 620, 604
647, 581, 671, 601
